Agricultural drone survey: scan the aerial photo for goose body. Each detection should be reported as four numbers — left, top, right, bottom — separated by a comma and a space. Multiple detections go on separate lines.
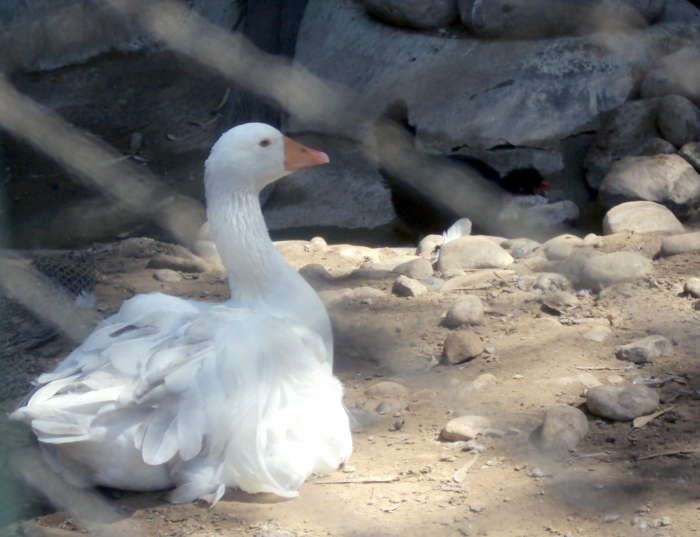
10, 123, 352, 504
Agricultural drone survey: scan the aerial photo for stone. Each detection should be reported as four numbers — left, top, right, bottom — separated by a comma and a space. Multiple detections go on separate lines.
376, 399, 404, 415
363, 255, 420, 271
599, 154, 700, 217
539, 405, 589, 452
640, 136, 677, 156
299, 263, 333, 282
582, 233, 603, 248
317, 288, 353, 308
680, 142, 700, 173
584, 98, 662, 190
641, 46, 700, 105
542, 234, 583, 261
436, 236, 513, 270
192, 240, 218, 259
607, 374, 626, 385
353, 286, 387, 299
657, 94, 700, 148
522, 200, 580, 227
532, 272, 571, 292
542, 290, 579, 307
444, 296, 484, 328
684, 277, 700, 298
393, 257, 434, 279
146, 254, 207, 273
441, 415, 490, 441
579, 251, 653, 292
616, 335, 673, 363
392, 275, 428, 297
310, 236, 327, 247
420, 276, 443, 290
660, 231, 700, 257
366, 381, 409, 397
583, 326, 612, 342
502, 238, 540, 259
364, 0, 459, 29
442, 332, 485, 365
602, 201, 684, 235
152, 269, 182, 283
586, 384, 660, 421
416, 234, 444, 256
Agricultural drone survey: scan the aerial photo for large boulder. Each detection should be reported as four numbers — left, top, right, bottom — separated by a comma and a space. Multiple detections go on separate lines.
602, 201, 684, 235
599, 154, 700, 217
641, 46, 700, 105
364, 0, 459, 29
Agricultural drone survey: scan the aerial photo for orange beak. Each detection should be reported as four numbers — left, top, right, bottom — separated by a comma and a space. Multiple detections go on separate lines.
283, 136, 330, 171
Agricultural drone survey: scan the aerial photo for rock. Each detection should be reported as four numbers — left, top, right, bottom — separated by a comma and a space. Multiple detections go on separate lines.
441, 415, 490, 441
366, 381, 409, 397
680, 142, 700, 173
542, 234, 583, 261
684, 277, 700, 298
586, 384, 660, 421
436, 236, 513, 270
579, 251, 653, 291
470, 373, 497, 391
192, 240, 218, 258
299, 263, 333, 282
522, 200, 580, 227
640, 136, 677, 156
542, 290, 579, 307
660, 231, 700, 256
616, 335, 673, 363
362, 255, 420, 271
502, 238, 540, 259
539, 405, 589, 452
152, 269, 182, 283
364, 0, 459, 29
310, 236, 327, 247
641, 46, 700, 105
420, 276, 443, 290
532, 272, 571, 292
353, 286, 387, 299
583, 325, 612, 342
317, 288, 353, 308
599, 154, 700, 217
582, 233, 603, 248
602, 201, 684, 235
393, 257, 433, 279
392, 275, 428, 297
444, 296, 484, 328
584, 98, 662, 190
416, 234, 444, 256
657, 94, 700, 148
146, 254, 207, 273
442, 332, 485, 365
376, 399, 404, 415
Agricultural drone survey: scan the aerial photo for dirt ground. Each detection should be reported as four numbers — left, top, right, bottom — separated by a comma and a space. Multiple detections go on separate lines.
3, 229, 700, 537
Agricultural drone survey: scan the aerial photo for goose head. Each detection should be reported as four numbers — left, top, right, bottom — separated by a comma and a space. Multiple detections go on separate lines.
205, 123, 329, 195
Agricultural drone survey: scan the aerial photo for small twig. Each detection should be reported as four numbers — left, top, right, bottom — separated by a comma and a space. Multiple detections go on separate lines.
315, 476, 401, 485
629, 404, 681, 431
565, 451, 609, 462
575, 366, 622, 371
453, 454, 480, 483
635, 447, 700, 461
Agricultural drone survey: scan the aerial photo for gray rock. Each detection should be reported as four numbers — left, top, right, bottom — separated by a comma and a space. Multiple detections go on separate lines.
364, 0, 459, 29
522, 200, 579, 227
542, 290, 579, 307
366, 381, 409, 397
657, 94, 700, 148
542, 234, 583, 261
444, 296, 485, 328
146, 254, 206, 273
392, 274, 428, 297
393, 257, 434, 279
532, 272, 571, 292
310, 236, 328, 247
640, 136, 677, 156
602, 201, 684, 235
583, 325, 612, 342
584, 98, 662, 190
299, 263, 333, 282
442, 331, 485, 364
680, 141, 700, 174
641, 46, 700, 105
580, 251, 653, 292
436, 236, 513, 270
441, 415, 490, 441
502, 238, 540, 259
353, 286, 387, 299
152, 269, 182, 283
616, 335, 673, 363
539, 405, 589, 452
420, 276, 444, 290
318, 288, 353, 308
416, 234, 444, 256
684, 277, 700, 298
586, 384, 660, 421
660, 231, 700, 256
375, 399, 404, 415
599, 154, 700, 217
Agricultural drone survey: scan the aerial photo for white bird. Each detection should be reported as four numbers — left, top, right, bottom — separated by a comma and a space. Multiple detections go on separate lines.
10, 123, 353, 505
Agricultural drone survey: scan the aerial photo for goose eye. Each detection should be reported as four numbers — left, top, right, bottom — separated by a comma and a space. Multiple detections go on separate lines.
259, 139, 271, 148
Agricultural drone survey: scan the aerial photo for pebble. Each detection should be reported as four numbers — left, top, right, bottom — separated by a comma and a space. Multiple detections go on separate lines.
310, 236, 327, 247
153, 269, 182, 283
365, 381, 408, 398
392, 275, 428, 297
542, 234, 582, 261
317, 288, 353, 308
393, 257, 433, 279
586, 384, 660, 421
602, 201, 685, 235
376, 399, 404, 415
541, 290, 579, 307
502, 238, 540, 258
352, 286, 386, 300
416, 234, 443, 256
616, 335, 672, 363
607, 374, 625, 385
146, 254, 207, 273
299, 263, 333, 282
532, 272, 571, 292
660, 231, 700, 257
444, 296, 484, 328
441, 415, 490, 441
579, 251, 653, 292
436, 236, 513, 270
442, 332, 485, 365
538, 405, 589, 452
685, 277, 700, 298
583, 326, 612, 343
342, 465, 356, 473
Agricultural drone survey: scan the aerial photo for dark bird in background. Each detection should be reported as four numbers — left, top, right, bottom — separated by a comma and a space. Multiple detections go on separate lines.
375, 100, 550, 238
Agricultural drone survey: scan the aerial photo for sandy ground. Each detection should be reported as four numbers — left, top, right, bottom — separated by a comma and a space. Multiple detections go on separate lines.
4, 231, 700, 537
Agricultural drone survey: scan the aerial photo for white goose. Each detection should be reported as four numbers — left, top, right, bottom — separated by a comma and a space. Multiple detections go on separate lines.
10, 123, 353, 505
